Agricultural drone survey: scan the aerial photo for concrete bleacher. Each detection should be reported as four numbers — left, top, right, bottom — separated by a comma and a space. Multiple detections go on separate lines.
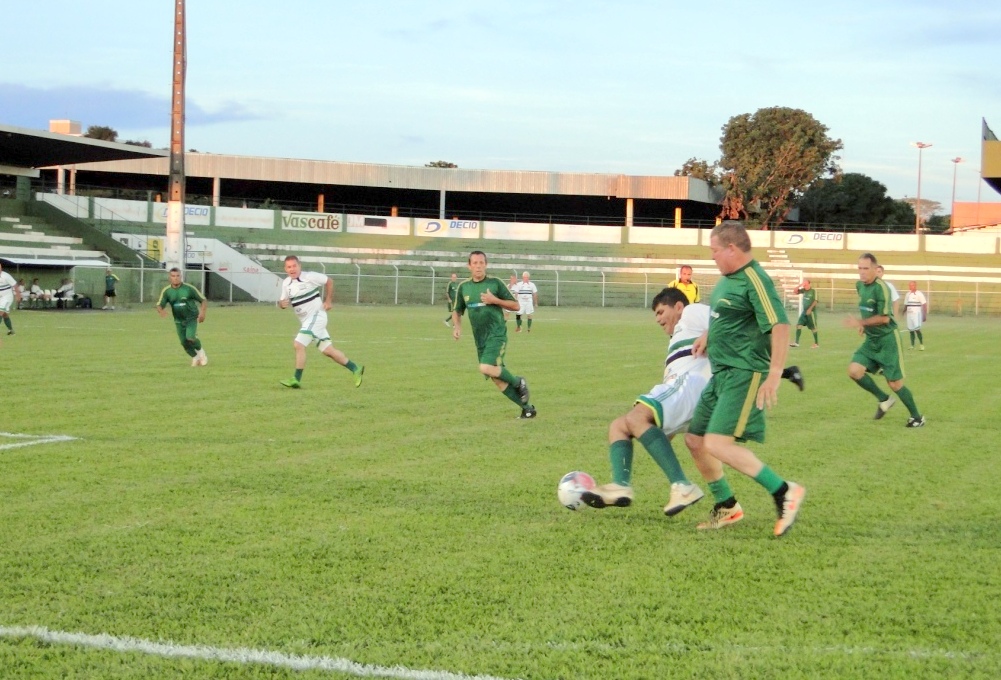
0, 215, 109, 262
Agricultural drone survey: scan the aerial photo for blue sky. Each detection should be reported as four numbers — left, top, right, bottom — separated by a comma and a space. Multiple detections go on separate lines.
3, 0, 999, 210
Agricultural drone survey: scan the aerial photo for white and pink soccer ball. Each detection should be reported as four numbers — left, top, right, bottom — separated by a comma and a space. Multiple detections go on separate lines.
557, 471, 596, 511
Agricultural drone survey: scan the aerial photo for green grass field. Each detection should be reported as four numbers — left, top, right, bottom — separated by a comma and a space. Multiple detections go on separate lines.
2, 304, 999, 679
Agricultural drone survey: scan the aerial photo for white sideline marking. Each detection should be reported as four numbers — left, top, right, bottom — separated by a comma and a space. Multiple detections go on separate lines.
0, 626, 522, 680
0, 432, 78, 451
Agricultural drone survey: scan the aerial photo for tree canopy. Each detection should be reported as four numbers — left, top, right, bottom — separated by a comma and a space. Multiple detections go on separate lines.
798, 173, 899, 226
674, 157, 720, 187
84, 125, 118, 142
719, 107, 842, 229
425, 160, 458, 168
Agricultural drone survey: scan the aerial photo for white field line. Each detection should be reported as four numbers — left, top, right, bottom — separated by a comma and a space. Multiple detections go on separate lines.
0, 626, 522, 680
0, 433, 78, 451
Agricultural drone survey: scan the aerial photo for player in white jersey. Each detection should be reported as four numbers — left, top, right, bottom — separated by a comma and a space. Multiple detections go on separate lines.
0, 262, 20, 335
277, 255, 364, 389
582, 287, 805, 519
903, 280, 928, 350
513, 271, 539, 333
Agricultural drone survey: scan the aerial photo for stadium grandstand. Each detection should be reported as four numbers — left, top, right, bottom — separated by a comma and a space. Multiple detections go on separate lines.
2, 118, 1001, 315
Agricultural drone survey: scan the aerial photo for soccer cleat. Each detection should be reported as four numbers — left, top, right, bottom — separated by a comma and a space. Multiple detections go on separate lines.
789, 342, 799, 347
782, 365, 805, 391
517, 405, 537, 420
443, 319, 451, 327
810, 343, 819, 349
197, 350, 208, 366
353, 365, 365, 387
516, 377, 530, 405
280, 377, 301, 388
919, 345, 925, 351
774, 482, 806, 537
697, 502, 744, 530
101, 305, 109, 310
874, 396, 896, 420
664, 482, 705, 517
191, 356, 200, 367
6, 330, 13, 336
581, 483, 634, 509
906, 416, 926, 428
515, 327, 521, 333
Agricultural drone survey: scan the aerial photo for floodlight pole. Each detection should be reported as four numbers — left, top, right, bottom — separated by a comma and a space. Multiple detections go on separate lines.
950, 157, 963, 229
165, 0, 187, 271
911, 142, 932, 234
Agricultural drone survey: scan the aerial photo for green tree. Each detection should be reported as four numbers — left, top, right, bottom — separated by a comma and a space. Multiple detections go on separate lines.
674, 157, 720, 186
425, 160, 458, 168
883, 200, 917, 232
84, 125, 118, 142
719, 107, 842, 229
798, 173, 897, 226
122, 139, 153, 148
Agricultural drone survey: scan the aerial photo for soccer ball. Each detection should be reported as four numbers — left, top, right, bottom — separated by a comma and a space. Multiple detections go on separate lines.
557, 471, 596, 511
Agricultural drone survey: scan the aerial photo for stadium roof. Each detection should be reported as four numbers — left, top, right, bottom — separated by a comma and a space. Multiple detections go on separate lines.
983, 119, 1001, 197
0, 123, 167, 170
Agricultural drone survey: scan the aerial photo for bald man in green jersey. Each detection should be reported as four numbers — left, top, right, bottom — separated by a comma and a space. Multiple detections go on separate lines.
845, 253, 924, 427
156, 268, 208, 366
452, 251, 536, 419
684, 221, 805, 537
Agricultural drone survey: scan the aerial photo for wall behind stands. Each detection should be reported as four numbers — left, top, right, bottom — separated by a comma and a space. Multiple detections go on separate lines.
37, 193, 1001, 256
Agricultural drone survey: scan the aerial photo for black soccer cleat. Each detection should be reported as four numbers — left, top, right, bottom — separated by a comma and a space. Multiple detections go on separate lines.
516, 377, 531, 405
518, 405, 537, 420
782, 365, 804, 391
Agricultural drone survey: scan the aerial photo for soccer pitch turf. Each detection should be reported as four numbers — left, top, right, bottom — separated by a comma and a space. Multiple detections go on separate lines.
1, 304, 999, 679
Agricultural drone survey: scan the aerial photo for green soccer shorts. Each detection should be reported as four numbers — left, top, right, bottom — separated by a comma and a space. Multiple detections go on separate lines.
688, 367, 767, 444
851, 331, 905, 382
796, 312, 817, 330
476, 335, 507, 368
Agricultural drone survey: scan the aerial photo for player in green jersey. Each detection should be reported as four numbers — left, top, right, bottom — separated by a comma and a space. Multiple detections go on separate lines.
156, 268, 208, 366
684, 221, 805, 537
443, 273, 459, 327
789, 279, 819, 348
845, 253, 924, 427
452, 251, 536, 419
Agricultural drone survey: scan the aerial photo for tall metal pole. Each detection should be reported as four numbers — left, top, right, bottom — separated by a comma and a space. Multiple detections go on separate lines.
950, 157, 963, 229
911, 142, 932, 234
165, 0, 187, 271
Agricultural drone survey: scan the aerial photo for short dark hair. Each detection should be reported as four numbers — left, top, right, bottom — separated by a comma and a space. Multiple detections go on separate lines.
859, 252, 878, 265
712, 221, 752, 252
679, 264, 693, 273
468, 250, 487, 263
651, 286, 689, 311
284, 255, 300, 264
168, 267, 181, 274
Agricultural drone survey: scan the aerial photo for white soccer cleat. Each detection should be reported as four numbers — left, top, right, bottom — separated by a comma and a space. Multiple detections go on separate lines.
774, 482, 806, 536
580, 483, 634, 509
191, 356, 200, 367
198, 350, 208, 366
664, 482, 705, 517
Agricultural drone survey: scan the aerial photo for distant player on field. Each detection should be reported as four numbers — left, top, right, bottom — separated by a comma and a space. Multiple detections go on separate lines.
156, 268, 207, 366
103, 269, 119, 310
0, 262, 20, 336
277, 255, 364, 389
513, 271, 538, 333
452, 251, 536, 419
904, 281, 927, 350
443, 273, 460, 327
789, 279, 819, 348
845, 253, 924, 427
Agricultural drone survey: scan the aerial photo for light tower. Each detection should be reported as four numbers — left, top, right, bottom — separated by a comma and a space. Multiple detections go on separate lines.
950, 157, 963, 229
165, 0, 187, 271
911, 142, 932, 234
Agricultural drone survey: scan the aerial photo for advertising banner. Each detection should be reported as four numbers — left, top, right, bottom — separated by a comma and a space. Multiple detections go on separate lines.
152, 203, 211, 226
628, 226, 699, 246
553, 223, 621, 244
216, 206, 275, 229
846, 232, 919, 252
416, 218, 481, 238
483, 221, 548, 241
94, 198, 148, 222
280, 211, 343, 232
778, 231, 846, 250
346, 214, 411, 236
